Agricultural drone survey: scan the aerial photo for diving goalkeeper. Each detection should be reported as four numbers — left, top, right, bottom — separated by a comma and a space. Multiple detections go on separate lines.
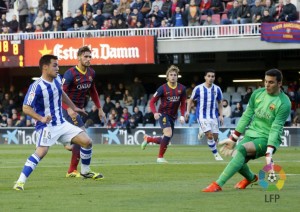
202, 69, 291, 192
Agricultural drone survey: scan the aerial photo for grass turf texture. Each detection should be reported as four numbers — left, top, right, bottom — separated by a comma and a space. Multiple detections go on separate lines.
0, 145, 299, 212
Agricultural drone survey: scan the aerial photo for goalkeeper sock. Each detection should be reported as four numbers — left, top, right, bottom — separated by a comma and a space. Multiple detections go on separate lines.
80, 147, 92, 174
207, 139, 218, 155
216, 145, 247, 187
68, 144, 80, 173
158, 136, 170, 158
238, 163, 255, 181
18, 153, 41, 183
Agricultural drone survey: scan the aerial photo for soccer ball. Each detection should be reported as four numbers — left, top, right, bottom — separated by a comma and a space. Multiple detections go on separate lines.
267, 172, 277, 183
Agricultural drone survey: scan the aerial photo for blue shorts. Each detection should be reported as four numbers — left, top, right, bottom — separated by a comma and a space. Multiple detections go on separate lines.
158, 114, 175, 136
62, 109, 85, 128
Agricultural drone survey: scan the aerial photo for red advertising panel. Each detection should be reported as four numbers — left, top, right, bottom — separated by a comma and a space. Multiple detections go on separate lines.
24, 36, 155, 66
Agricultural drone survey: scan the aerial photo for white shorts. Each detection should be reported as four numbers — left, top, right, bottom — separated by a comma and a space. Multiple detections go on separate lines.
36, 122, 83, 147
197, 118, 219, 134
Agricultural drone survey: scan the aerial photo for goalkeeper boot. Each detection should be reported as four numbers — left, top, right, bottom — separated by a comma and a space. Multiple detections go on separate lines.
141, 135, 148, 150
234, 175, 258, 189
13, 181, 24, 191
81, 171, 104, 180
214, 153, 223, 161
66, 170, 81, 178
202, 182, 222, 192
157, 158, 168, 163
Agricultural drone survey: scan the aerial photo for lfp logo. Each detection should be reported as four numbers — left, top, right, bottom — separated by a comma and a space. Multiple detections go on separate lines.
259, 164, 286, 191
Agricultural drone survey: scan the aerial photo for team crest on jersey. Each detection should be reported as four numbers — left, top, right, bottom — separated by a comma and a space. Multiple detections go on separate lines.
162, 117, 167, 124
28, 92, 35, 102
269, 104, 276, 111
89, 76, 93, 81
178, 90, 182, 94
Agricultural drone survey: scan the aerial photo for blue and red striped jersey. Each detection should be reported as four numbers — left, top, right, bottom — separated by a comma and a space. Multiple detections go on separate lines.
150, 82, 186, 120
62, 66, 96, 109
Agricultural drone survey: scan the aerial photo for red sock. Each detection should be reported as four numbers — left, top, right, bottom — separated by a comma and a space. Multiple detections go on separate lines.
67, 144, 80, 173
146, 136, 162, 144
158, 136, 170, 158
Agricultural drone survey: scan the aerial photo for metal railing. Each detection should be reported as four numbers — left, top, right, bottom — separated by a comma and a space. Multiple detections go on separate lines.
0, 23, 261, 41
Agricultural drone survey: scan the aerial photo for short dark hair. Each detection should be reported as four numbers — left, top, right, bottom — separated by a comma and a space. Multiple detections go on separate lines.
77, 46, 91, 56
204, 68, 215, 76
39, 54, 58, 71
265, 69, 283, 82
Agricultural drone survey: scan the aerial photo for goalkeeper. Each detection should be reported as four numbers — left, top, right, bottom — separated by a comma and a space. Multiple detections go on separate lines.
202, 69, 291, 192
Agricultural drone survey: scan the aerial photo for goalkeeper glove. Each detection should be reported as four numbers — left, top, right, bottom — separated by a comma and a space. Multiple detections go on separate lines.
218, 130, 241, 157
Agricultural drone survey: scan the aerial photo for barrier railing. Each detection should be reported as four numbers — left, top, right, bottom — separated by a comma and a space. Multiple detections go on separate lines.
0, 23, 261, 41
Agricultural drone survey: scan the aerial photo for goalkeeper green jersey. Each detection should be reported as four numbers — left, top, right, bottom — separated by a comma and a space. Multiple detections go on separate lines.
236, 88, 291, 149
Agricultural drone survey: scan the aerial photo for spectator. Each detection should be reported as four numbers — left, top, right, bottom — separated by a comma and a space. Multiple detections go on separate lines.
261, 8, 274, 22
185, 0, 201, 26
102, 0, 115, 19
203, 15, 216, 26
278, 0, 297, 22
109, 18, 118, 29
18, 0, 29, 32
89, 19, 100, 30
54, 10, 63, 26
132, 106, 143, 125
187, 102, 197, 127
250, 0, 263, 23
86, 11, 94, 25
143, 106, 156, 126
115, 101, 123, 118
44, 11, 52, 26
130, 77, 146, 108
117, 116, 129, 129
150, 0, 163, 14
131, 0, 143, 12
85, 105, 102, 127
61, 10, 74, 31
237, 0, 251, 24
147, 5, 165, 24
108, 108, 120, 121
33, 10, 45, 28
242, 87, 253, 104
116, 17, 127, 29
79, 0, 93, 16
102, 96, 116, 116
107, 115, 117, 128
161, 0, 172, 20
114, 83, 125, 102
274, 0, 284, 21
43, 21, 51, 31
80, 19, 90, 30
0, 13, 8, 28
118, 0, 131, 16
103, 83, 115, 99
92, 0, 104, 14
73, 9, 85, 28
292, 107, 300, 127
101, 19, 110, 29
121, 107, 131, 121
9, 14, 19, 33
210, 0, 224, 14
123, 89, 133, 106
222, 99, 232, 118
15, 113, 26, 127
128, 116, 137, 129
200, 0, 212, 16
94, 9, 105, 28
0, 114, 8, 127
46, 0, 56, 18
262, 0, 276, 18
140, 0, 152, 18
24, 22, 35, 32
51, 19, 62, 31
171, 6, 187, 27
221, 0, 240, 25
231, 102, 244, 124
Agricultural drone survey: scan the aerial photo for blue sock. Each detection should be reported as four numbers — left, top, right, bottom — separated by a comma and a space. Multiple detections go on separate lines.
18, 153, 40, 183
80, 147, 92, 173
207, 139, 217, 154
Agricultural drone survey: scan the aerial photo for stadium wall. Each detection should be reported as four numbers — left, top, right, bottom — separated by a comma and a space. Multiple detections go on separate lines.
0, 127, 298, 146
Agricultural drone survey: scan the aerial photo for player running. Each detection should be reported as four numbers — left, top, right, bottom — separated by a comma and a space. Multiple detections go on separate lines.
186, 69, 224, 161
141, 65, 186, 163
13, 55, 103, 191
202, 69, 291, 192
62, 46, 106, 178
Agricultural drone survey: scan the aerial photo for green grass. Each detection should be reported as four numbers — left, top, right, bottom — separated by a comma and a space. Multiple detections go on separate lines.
0, 145, 299, 212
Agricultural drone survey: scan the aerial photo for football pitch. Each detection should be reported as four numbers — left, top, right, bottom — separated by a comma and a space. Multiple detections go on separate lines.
0, 145, 299, 212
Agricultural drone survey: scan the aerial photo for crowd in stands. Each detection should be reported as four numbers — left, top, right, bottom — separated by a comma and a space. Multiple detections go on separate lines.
0, 0, 299, 34
0, 76, 299, 128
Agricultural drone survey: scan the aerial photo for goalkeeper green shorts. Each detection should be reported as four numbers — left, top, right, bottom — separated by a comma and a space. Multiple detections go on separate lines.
236, 136, 270, 159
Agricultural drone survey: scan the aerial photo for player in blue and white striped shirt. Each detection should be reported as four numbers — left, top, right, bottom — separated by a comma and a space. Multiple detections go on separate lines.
13, 55, 104, 191
186, 69, 224, 161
